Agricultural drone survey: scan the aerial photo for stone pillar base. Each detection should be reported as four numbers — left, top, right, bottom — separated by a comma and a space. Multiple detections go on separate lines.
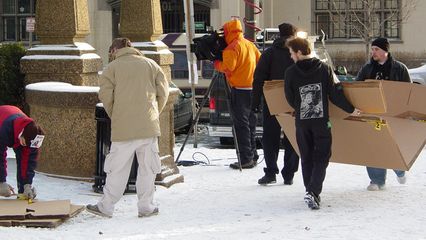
25, 82, 99, 178
155, 155, 184, 187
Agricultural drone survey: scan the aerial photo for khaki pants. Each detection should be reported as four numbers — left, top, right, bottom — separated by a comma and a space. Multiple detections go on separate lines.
97, 137, 161, 216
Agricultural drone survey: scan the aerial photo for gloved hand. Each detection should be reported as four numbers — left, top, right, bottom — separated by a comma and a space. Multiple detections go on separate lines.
23, 184, 37, 200
0, 182, 14, 197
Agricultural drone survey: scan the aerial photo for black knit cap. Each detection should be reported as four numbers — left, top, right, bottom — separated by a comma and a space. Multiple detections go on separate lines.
22, 122, 44, 147
372, 37, 390, 52
278, 23, 297, 37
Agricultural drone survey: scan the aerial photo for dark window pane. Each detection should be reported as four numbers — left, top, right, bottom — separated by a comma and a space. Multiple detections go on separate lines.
316, 14, 330, 37
385, 0, 398, 9
332, 0, 346, 10
3, 0, 16, 14
384, 13, 399, 37
19, 17, 28, 40
18, 0, 31, 13
332, 14, 346, 38
315, 0, 328, 10
3, 17, 16, 40
33, 0, 36, 13
201, 60, 214, 79
171, 50, 189, 79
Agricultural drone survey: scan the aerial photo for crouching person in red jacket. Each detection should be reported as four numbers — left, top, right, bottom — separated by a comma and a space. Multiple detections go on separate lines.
0, 105, 45, 200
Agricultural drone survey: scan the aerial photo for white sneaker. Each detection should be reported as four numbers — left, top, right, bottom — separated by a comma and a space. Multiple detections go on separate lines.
397, 175, 407, 184
367, 183, 385, 191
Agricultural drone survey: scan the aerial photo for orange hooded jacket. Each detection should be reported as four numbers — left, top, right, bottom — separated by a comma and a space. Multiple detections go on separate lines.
214, 19, 261, 88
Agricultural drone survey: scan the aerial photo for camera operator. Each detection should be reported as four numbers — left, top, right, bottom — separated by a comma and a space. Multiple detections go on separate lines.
214, 19, 261, 169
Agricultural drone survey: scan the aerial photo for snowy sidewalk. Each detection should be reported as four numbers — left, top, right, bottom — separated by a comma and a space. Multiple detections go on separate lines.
1, 146, 426, 240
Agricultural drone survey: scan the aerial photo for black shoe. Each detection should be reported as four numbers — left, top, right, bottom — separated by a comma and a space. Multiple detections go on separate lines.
258, 174, 276, 185
304, 192, 320, 210
229, 160, 256, 169
284, 179, 293, 185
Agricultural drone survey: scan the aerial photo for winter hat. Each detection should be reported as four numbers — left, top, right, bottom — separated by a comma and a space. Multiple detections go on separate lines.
372, 37, 390, 52
278, 23, 297, 37
22, 122, 44, 146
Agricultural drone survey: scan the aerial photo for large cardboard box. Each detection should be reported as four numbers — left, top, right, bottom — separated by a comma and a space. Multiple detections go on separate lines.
264, 80, 426, 170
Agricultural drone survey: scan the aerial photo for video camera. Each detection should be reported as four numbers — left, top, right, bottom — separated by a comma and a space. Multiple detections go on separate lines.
192, 31, 227, 61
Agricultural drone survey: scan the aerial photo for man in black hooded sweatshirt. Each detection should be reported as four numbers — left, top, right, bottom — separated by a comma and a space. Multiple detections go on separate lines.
252, 23, 300, 185
284, 38, 360, 210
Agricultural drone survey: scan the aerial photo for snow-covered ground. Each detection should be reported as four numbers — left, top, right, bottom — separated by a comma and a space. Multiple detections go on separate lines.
1, 138, 426, 240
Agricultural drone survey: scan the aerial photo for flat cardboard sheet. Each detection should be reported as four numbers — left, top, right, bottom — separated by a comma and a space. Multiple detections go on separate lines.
0, 199, 84, 228
0, 199, 28, 220
27, 200, 71, 219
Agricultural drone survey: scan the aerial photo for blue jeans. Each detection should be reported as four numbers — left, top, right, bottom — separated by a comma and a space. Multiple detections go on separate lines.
366, 167, 405, 185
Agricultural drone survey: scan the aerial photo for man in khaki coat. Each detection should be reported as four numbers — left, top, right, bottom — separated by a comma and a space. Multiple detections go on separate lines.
87, 38, 169, 218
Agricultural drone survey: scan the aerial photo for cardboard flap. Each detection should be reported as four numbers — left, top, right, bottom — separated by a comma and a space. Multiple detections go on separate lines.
408, 84, 426, 118
378, 80, 412, 116
263, 80, 294, 115
331, 117, 406, 170
386, 117, 426, 169
275, 115, 299, 155
342, 81, 386, 114
274, 115, 410, 170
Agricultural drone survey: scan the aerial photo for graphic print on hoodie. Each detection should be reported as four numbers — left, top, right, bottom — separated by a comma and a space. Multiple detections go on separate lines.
299, 83, 323, 120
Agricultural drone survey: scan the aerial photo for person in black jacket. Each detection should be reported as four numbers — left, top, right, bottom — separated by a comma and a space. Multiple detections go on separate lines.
356, 37, 412, 191
284, 38, 360, 210
252, 23, 299, 185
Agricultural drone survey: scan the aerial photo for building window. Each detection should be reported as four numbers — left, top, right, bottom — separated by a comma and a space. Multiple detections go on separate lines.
161, 0, 210, 33
0, 0, 37, 42
313, 0, 401, 40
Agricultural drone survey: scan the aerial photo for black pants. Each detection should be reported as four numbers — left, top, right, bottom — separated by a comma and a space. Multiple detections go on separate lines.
296, 122, 331, 196
262, 102, 299, 181
230, 88, 257, 164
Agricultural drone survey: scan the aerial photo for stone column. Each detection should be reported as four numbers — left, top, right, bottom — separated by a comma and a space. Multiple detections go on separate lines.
21, 0, 102, 86
120, 0, 184, 187
20, 0, 103, 179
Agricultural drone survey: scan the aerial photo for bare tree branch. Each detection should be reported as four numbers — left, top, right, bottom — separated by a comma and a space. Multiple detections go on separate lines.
325, 0, 417, 59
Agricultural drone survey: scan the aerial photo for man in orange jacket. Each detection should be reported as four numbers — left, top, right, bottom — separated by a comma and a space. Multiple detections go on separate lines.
214, 19, 261, 169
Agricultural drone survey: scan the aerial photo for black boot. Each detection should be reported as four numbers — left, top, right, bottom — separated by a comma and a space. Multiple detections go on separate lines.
258, 174, 276, 185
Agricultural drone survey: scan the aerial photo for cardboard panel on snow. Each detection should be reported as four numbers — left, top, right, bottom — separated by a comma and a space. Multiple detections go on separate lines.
0, 199, 84, 228
264, 80, 426, 170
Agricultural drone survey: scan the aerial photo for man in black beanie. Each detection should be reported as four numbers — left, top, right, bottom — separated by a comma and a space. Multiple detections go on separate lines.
356, 37, 412, 191
252, 22, 299, 185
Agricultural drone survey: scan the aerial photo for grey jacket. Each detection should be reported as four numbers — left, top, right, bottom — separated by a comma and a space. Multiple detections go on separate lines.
356, 54, 412, 82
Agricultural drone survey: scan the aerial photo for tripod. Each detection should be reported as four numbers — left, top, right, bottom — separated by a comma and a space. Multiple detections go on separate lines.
175, 71, 243, 171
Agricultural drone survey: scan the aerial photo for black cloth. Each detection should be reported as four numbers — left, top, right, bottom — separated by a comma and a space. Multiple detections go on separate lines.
252, 37, 294, 111
371, 37, 390, 52
262, 103, 299, 180
230, 88, 257, 164
284, 58, 355, 126
252, 37, 299, 179
296, 122, 331, 196
278, 23, 297, 37
356, 54, 412, 82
